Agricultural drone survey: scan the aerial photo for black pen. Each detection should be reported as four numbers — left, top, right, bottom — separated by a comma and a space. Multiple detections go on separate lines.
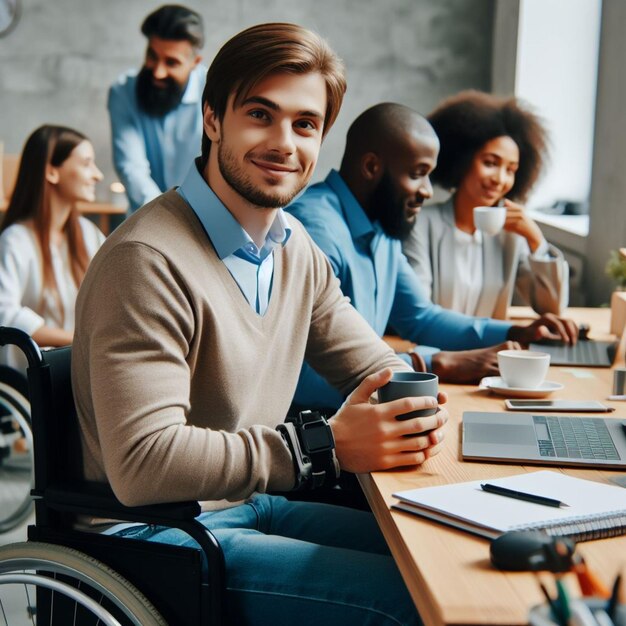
480, 483, 569, 508
537, 580, 561, 624
606, 573, 622, 621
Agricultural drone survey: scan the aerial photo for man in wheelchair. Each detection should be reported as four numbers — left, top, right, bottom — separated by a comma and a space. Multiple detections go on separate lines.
71, 22, 449, 626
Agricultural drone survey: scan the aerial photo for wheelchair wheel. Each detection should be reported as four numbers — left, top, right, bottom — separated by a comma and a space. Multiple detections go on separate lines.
0, 542, 166, 625
0, 393, 33, 534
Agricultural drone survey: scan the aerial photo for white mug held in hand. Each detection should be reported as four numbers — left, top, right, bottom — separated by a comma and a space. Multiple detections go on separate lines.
473, 206, 507, 236
497, 350, 550, 389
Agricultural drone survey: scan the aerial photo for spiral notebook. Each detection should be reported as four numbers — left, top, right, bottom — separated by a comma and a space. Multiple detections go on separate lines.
392, 470, 626, 542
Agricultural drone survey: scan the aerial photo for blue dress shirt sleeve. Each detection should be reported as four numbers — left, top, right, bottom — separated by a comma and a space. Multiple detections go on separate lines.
108, 83, 162, 212
389, 253, 511, 351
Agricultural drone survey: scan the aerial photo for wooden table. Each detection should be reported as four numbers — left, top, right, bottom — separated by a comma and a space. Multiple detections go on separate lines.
363, 307, 626, 626
0, 199, 126, 235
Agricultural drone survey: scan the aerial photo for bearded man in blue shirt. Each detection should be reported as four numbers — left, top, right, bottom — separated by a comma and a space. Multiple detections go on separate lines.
108, 5, 206, 213
287, 103, 577, 409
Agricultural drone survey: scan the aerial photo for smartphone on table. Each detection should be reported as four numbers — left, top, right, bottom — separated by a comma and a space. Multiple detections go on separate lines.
503, 399, 615, 412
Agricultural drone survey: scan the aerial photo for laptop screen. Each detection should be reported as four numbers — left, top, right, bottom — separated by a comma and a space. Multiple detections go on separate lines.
528, 340, 617, 367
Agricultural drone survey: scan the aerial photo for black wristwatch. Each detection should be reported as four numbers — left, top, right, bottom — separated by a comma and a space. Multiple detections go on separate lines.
278, 410, 339, 490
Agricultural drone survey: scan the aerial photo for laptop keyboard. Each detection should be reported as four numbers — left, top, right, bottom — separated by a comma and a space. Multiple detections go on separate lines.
533, 415, 620, 460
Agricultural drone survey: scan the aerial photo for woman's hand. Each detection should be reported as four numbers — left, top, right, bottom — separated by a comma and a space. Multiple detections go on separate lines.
502, 199, 544, 252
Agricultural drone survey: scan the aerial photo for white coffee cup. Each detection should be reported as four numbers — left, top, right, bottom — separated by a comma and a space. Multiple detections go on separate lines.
473, 206, 507, 236
497, 349, 551, 389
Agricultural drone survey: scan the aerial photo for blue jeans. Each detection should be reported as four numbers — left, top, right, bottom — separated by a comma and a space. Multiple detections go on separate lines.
114, 494, 420, 625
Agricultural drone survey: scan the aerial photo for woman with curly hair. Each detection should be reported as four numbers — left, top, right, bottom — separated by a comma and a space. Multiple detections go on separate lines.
0, 125, 105, 371
403, 90, 568, 319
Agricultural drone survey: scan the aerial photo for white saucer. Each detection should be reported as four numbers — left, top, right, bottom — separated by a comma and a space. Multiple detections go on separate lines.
479, 376, 564, 398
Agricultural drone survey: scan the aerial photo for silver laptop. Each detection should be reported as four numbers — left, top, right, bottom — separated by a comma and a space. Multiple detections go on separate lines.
462, 411, 626, 468
529, 339, 618, 367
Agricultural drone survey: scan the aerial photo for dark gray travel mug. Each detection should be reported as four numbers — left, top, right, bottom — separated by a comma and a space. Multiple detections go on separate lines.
378, 371, 439, 420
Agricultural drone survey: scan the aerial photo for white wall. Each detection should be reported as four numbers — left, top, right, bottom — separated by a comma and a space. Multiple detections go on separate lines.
515, 0, 601, 210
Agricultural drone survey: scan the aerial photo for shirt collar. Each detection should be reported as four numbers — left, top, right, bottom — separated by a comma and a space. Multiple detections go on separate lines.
267, 210, 291, 247
454, 226, 483, 245
181, 64, 205, 105
325, 169, 375, 241
178, 161, 291, 259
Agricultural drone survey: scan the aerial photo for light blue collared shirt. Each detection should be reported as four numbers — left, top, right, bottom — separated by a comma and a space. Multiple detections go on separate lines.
108, 64, 207, 213
178, 163, 291, 315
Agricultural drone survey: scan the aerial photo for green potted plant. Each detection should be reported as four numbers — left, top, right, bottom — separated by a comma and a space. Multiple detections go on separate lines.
605, 249, 626, 290
607, 249, 626, 335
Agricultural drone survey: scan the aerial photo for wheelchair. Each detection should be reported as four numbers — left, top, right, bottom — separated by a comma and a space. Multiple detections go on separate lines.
0, 327, 227, 625
0, 364, 33, 534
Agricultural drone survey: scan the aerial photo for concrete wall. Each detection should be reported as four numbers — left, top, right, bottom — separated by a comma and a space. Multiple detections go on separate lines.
0, 0, 494, 202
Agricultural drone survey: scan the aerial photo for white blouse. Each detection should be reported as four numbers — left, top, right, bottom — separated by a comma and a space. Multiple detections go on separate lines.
451, 227, 484, 316
0, 217, 105, 370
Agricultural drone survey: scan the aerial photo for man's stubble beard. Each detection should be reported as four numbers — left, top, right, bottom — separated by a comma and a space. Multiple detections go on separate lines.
217, 141, 307, 209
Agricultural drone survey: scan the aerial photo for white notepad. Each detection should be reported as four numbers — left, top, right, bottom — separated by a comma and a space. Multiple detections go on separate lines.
392, 470, 626, 542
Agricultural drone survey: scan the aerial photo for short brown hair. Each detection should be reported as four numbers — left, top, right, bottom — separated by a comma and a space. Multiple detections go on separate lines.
428, 90, 548, 202
200, 23, 346, 167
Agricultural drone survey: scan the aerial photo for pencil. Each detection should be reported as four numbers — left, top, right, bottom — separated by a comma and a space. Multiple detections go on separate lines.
555, 577, 571, 626
573, 555, 611, 598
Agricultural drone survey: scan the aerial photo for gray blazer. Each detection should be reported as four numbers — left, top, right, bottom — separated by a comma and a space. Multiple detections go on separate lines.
402, 198, 569, 319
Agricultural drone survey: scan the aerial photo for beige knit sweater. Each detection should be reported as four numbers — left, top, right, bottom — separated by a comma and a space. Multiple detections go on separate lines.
72, 191, 408, 509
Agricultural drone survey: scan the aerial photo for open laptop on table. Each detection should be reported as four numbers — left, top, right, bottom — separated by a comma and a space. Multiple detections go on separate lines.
462, 411, 626, 468
529, 339, 618, 367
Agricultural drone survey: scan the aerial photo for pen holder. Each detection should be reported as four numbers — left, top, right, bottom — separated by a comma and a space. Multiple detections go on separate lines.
529, 598, 626, 626
610, 290, 626, 337
613, 368, 626, 396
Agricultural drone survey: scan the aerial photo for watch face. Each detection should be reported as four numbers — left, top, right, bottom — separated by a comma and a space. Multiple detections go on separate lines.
0, 0, 20, 38
302, 421, 333, 453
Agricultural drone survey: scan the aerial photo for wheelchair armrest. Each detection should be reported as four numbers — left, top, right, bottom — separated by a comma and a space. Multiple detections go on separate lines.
37, 483, 202, 524
0, 327, 43, 368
